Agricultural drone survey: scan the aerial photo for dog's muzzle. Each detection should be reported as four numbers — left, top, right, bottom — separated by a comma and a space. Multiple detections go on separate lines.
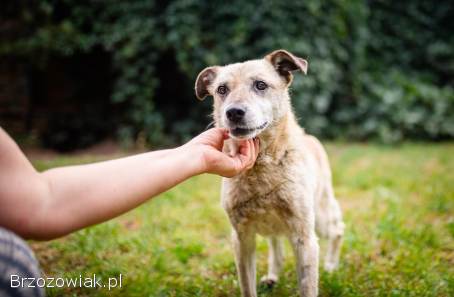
230, 121, 268, 138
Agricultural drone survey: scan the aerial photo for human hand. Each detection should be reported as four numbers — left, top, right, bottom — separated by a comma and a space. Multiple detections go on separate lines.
183, 128, 260, 177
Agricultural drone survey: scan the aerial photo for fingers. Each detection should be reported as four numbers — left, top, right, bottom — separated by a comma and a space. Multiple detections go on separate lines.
237, 139, 249, 158
253, 137, 259, 158
201, 131, 260, 178
245, 139, 256, 170
207, 128, 226, 139
198, 128, 228, 150
222, 129, 230, 140
248, 138, 260, 168
235, 138, 260, 173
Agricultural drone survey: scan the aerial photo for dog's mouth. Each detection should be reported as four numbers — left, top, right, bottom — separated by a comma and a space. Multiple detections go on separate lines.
230, 122, 268, 139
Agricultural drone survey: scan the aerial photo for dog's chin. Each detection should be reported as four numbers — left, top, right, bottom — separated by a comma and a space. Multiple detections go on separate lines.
228, 122, 268, 140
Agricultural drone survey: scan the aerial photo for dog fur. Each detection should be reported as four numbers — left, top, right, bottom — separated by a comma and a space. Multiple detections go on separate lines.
195, 50, 344, 297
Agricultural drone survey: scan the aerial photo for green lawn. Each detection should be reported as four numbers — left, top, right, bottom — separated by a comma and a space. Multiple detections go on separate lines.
31, 142, 454, 297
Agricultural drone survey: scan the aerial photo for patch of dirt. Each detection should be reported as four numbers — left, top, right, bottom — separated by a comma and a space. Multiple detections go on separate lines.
29, 241, 63, 273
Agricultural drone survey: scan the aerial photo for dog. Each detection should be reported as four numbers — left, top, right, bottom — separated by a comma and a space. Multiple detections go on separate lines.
195, 49, 345, 297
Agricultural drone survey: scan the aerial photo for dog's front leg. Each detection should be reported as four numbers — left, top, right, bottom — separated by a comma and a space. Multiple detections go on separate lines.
232, 229, 256, 297
290, 227, 319, 297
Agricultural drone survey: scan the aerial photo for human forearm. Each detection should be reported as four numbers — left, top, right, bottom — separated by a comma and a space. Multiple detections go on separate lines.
0, 128, 257, 240
30, 147, 202, 240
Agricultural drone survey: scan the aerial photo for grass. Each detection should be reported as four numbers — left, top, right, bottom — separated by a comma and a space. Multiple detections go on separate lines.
30, 142, 454, 297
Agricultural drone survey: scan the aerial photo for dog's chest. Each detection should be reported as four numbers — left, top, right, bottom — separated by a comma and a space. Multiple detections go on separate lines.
222, 151, 303, 235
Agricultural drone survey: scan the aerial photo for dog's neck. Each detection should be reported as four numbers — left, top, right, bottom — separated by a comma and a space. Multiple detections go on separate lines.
258, 112, 297, 160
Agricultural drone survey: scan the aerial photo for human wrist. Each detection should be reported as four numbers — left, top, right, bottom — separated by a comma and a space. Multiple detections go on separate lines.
174, 144, 206, 176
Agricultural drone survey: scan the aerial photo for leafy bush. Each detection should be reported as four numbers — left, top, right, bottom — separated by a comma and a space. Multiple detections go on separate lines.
2, 0, 453, 146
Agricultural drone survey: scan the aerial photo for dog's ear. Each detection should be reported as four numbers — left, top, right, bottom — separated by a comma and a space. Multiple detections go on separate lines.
195, 66, 219, 100
265, 50, 308, 83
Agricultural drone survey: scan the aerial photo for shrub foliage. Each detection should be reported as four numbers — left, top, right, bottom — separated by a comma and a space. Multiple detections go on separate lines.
2, 0, 453, 145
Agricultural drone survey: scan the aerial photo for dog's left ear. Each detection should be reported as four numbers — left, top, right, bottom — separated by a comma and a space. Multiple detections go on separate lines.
195, 66, 219, 100
265, 50, 308, 83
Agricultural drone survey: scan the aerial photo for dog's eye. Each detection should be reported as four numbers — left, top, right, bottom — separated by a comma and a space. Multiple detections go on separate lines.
254, 80, 268, 91
217, 85, 228, 95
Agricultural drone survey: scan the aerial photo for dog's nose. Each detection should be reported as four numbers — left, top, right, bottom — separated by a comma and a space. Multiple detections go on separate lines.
226, 107, 246, 123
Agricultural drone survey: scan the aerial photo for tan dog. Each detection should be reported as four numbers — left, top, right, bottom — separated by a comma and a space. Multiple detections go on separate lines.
195, 50, 344, 297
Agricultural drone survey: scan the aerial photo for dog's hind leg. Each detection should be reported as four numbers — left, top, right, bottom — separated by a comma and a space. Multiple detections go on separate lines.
260, 236, 284, 287
323, 197, 344, 272
316, 185, 345, 272
232, 229, 257, 297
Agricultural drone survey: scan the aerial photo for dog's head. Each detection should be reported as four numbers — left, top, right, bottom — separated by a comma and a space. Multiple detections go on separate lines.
195, 49, 307, 139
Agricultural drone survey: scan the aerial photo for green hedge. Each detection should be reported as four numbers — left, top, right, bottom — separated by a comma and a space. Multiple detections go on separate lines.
2, 0, 453, 145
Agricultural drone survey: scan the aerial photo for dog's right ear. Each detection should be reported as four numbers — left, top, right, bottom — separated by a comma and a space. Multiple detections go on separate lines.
265, 50, 308, 84
195, 66, 218, 100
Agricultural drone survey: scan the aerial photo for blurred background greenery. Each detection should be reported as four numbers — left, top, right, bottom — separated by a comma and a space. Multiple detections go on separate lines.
1, 0, 453, 151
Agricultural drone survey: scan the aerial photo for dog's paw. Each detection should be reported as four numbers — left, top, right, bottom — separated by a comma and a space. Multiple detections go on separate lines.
260, 275, 278, 289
